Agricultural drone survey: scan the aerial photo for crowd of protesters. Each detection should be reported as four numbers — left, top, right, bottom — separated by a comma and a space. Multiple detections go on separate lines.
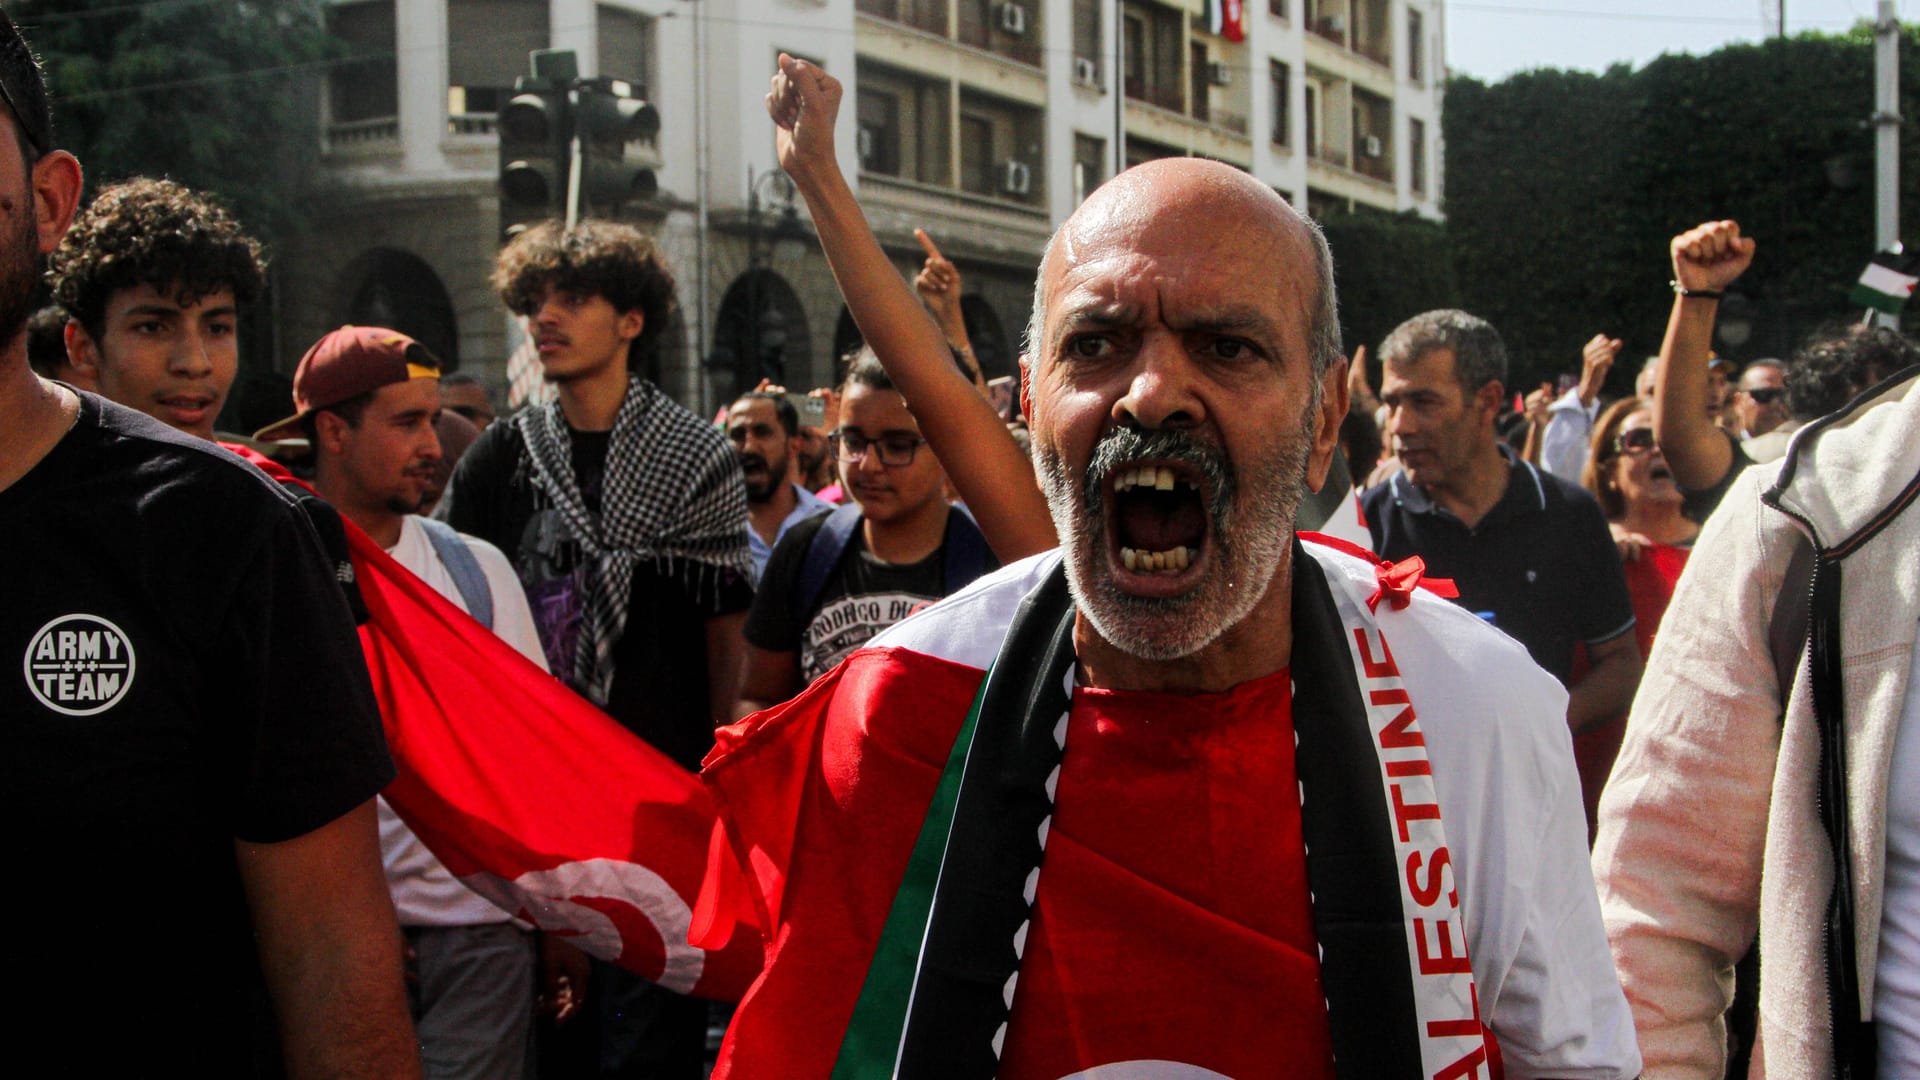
11, 6, 1920, 1075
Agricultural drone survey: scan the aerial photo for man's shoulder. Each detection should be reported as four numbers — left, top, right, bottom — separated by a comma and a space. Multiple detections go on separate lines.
399, 515, 515, 575
72, 396, 305, 522
1304, 538, 1568, 733
1529, 460, 1603, 513
462, 414, 527, 474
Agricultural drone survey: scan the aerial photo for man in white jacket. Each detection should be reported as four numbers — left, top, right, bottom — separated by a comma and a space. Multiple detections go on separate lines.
1594, 338, 1920, 1078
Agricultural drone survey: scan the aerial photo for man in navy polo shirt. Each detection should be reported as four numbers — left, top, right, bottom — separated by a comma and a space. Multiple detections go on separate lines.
1362, 309, 1642, 734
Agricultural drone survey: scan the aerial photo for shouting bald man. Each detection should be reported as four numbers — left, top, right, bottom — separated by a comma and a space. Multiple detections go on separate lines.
694, 57, 1640, 1080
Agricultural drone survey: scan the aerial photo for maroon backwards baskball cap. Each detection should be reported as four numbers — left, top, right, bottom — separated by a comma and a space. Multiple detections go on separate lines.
255, 325, 442, 442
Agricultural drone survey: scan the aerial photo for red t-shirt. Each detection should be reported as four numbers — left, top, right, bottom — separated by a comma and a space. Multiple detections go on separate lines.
711, 652, 1335, 1078
1000, 668, 1336, 1078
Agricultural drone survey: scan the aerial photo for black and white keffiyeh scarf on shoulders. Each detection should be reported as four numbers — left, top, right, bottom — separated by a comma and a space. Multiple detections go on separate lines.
516, 375, 751, 704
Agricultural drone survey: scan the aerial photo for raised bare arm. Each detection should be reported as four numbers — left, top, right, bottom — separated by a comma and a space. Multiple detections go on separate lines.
767, 54, 1056, 562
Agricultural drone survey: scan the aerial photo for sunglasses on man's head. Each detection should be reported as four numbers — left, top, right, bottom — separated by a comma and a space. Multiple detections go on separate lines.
1741, 387, 1786, 405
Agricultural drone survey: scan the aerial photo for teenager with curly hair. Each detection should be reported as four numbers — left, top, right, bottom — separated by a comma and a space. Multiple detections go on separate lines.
440, 217, 750, 1080
47, 176, 264, 439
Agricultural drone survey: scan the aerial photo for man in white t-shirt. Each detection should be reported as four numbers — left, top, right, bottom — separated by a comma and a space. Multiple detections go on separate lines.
258, 325, 550, 1079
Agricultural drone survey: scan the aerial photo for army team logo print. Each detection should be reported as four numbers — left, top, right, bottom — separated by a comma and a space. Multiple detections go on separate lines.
23, 614, 136, 716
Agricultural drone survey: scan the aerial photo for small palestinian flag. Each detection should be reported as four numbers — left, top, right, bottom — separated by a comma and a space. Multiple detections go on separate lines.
1849, 248, 1919, 315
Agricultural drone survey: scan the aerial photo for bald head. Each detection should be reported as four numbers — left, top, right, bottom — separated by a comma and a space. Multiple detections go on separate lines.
1025, 158, 1340, 380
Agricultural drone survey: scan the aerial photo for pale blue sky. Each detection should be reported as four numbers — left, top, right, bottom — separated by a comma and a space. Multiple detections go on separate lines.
1446, 0, 1904, 81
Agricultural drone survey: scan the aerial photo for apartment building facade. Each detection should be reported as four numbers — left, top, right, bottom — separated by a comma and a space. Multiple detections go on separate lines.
286, 0, 1443, 413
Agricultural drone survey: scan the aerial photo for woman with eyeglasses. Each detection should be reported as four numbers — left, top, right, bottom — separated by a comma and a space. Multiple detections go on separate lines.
1569, 396, 1698, 841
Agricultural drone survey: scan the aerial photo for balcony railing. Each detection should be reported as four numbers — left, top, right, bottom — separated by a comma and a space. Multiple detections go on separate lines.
326, 116, 400, 152
1213, 109, 1250, 137
1310, 145, 1349, 169
449, 112, 496, 137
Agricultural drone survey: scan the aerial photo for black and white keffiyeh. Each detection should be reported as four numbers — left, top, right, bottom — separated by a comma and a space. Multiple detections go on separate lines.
517, 376, 750, 704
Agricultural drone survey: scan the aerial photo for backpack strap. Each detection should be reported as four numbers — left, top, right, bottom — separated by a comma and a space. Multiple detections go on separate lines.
941, 503, 992, 595
794, 503, 865, 621
417, 517, 494, 630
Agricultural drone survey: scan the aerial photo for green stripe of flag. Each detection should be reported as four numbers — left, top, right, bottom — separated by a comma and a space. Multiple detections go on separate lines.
831, 669, 993, 1079
1851, 254, 1918, 315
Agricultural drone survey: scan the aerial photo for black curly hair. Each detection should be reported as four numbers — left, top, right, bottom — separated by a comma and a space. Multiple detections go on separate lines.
491, 218, 677, 365
47, 178, 266, 342
1786, 322, 1920, 420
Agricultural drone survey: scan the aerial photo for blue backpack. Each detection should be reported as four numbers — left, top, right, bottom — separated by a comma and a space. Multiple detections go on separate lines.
416, 517, 494, 630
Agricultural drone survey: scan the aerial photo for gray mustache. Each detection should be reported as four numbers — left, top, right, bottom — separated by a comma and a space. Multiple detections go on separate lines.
1084, 427, 1233, 518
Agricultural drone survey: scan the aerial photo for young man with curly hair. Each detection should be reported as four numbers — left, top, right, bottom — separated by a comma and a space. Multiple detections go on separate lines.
439, 218, 751, 1079
47, 176, 264, 440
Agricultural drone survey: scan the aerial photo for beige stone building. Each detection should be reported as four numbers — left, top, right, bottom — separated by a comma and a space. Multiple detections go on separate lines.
283, 0, 1444, 414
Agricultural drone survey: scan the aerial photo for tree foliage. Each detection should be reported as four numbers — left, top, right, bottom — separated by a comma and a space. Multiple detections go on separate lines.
1443, 26, 1920, 394
13, 0, 339, 245
1320, 208, 1460, 362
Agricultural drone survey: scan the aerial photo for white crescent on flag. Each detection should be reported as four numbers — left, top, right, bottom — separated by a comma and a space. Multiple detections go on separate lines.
462, 856, 706, 994
1057, 1064, 1233, 1080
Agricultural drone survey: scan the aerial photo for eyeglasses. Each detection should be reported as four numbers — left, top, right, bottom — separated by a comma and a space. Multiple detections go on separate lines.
1741, 387, 1786, 405
1612, 427, 1657, 456
831, 429, 928, 467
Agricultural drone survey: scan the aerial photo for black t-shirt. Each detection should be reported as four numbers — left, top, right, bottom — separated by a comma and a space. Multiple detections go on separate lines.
745, 509, 956, 683
1679, 426, 1755, 525
1360, 450, 1636, 687
1, 394, 394, 1076
440, 416, 753, 771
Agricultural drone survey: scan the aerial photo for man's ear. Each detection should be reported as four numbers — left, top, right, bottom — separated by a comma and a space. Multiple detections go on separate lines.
1018, 355, 1033, 424
314, 410, 352, 456
31, 151, 81, 255
616, 308, 644, 344
64, 319, 100, 377
1476, 379, 1506, 426
1305, 355, 1351, 494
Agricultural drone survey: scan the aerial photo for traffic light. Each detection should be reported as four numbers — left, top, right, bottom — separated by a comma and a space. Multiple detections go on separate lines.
497, 50, 578, 239
575, 77, 662, 216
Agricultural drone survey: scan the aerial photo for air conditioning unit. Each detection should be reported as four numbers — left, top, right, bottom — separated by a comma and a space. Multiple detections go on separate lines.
1362, 134, 1384, 158
856, 127, 876, 163
999, 159, 1032, 196
995, 2, 1027, 36
1072, 56, 1100, 87
1208, 60, 1232, 86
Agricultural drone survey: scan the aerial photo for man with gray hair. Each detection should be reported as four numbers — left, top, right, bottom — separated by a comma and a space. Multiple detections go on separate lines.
691, 55, 1640, 1080
1364, 309, 1642, 734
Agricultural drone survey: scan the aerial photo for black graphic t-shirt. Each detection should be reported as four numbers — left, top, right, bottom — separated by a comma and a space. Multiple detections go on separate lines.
441, 417, 753, 771
0, 394, 394, 1076
745, 510, 950, 683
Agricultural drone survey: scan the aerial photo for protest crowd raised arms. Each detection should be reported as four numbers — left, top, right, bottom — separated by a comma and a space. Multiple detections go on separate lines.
7, 2, 1920, 1077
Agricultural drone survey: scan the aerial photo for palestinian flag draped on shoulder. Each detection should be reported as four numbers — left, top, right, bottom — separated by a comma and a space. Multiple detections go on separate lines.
226, 444, 762, 1002
1850, 247, 1919, 315
694, 540, 1642, 1079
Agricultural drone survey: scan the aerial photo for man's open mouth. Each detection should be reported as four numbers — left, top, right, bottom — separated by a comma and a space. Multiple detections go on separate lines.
1110, 462, 1209, 577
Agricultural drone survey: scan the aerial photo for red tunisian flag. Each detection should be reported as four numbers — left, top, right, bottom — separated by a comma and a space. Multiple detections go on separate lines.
231, 446, 761, 1001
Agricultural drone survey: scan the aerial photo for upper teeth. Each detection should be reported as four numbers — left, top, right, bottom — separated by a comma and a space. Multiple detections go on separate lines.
1113, 465, 1191, 493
